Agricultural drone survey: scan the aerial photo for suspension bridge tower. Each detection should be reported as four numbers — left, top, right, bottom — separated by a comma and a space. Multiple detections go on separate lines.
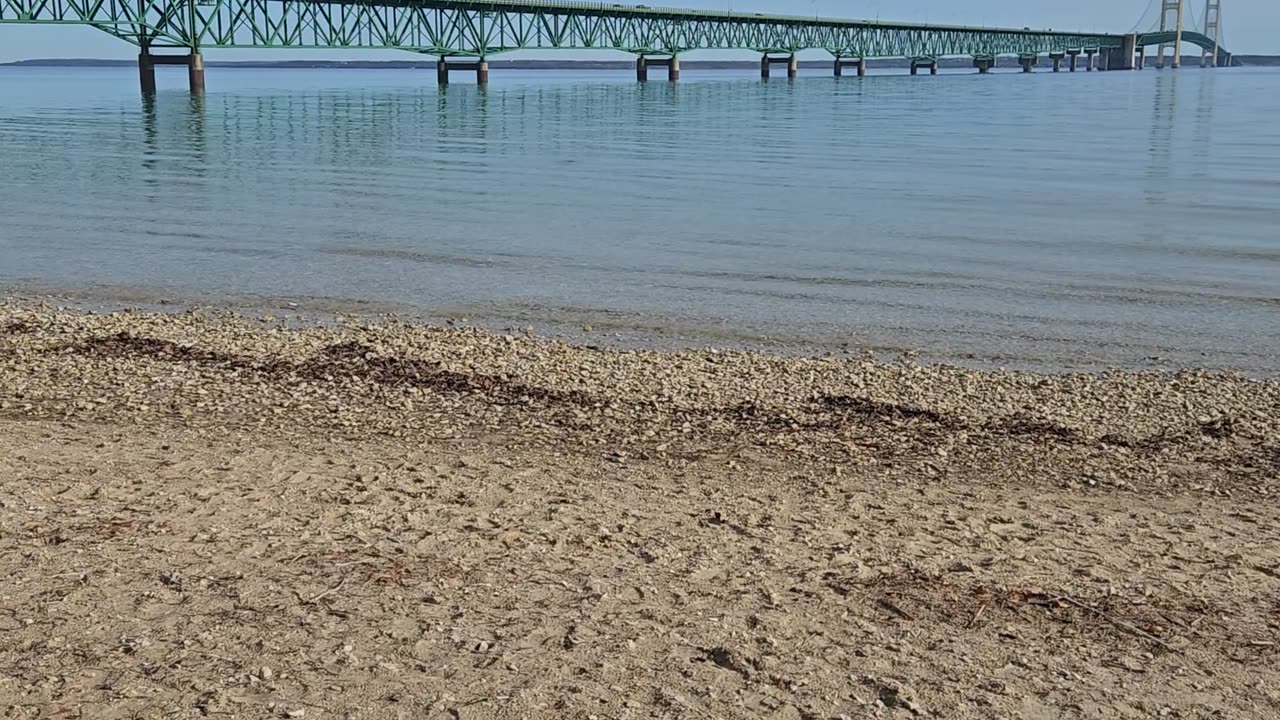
1201, 0, 1223, 67
1155, 0, 1185, 68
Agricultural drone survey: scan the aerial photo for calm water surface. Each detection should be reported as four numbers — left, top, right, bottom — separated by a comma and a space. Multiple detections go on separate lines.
1, 65, 1278, 373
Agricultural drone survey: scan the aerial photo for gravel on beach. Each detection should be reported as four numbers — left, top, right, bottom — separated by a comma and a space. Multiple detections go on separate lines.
2, 300, 1278, 719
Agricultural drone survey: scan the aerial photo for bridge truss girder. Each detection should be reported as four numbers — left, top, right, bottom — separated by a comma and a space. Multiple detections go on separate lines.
1135, 29, 1232, 63
0, 0, 1122, 58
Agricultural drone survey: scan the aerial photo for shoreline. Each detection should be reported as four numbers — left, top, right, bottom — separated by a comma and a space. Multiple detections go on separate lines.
2, 299, 1278, 717
6, 285, 1275, 379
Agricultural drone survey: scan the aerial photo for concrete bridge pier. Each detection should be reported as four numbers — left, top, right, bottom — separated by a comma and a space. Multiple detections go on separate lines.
139, 52, 156, 95
973, 56, 993, 74
1067, 50, 1080, 72
637, 55, 679, 82
1050, 52, 1064, 72
1119, 34, 1137, 70
909, 58, 938, 75
832, 57, 866, 77
137, 49, 205, 94
1099, 35, 1136, 71
1137, 46, 1146, 69
760, 53, 798, 79
437, 58, 488, 85
191, 54, 205, 93
1085, 49, 1095, 71
1018, 54, 1037, 73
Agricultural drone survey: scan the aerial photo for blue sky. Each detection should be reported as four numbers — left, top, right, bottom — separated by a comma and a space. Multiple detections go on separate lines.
1, 0, 1273, 61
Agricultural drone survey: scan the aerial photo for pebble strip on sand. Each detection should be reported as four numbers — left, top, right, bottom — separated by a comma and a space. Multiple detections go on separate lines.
2, 300, 1277, 495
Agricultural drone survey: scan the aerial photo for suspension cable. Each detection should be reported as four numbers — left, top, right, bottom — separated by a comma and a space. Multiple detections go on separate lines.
1130, 0, 1160, 33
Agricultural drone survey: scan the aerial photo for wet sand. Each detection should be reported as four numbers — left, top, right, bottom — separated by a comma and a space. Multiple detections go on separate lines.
2, 300, 1278, 718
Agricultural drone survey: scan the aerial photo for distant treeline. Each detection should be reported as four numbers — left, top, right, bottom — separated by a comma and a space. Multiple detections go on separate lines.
1233, 55, 1280, 66
4, 56, 1276, 69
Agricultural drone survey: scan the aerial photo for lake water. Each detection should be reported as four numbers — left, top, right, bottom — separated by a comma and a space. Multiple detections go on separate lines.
2, 65, 1278, 373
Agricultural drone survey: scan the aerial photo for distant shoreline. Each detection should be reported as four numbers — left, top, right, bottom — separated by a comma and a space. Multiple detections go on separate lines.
4, 56, 1278, 69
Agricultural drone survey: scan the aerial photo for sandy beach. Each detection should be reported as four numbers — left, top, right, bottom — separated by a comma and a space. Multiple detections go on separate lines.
1, 299, 1278, 719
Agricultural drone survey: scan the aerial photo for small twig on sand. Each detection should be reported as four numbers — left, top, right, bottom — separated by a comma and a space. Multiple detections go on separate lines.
876, 598, 915, 622
334, 558, 382, 568
1056, 595, 1176, 652
302, 577, 347, 605
340, 533, 375, 548
967, 600, 989, 628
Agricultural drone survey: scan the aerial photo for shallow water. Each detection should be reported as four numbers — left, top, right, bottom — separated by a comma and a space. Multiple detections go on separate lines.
1, 65, 1278, 373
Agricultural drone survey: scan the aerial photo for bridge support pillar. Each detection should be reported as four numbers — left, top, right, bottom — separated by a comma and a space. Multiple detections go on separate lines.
1019, 55, 1036, 73
1085, 50, 1095, 71
138, 51, 156, 95
1137, 46, 1146, 69
137, 50, 205, 94
909, 59, 939, 76
973, 57, 993, 74
760, 53, 797, 79
1050, 52, 1064, 72
188, 53, 205, 94
1067, 50, 1079, 72
1117, 34, 1137, 70
833, 57, 865, 77
638, 55, 679, 82
436, 58, 489, 86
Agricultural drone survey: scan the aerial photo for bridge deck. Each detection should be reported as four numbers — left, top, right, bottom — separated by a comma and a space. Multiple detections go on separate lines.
331, 1, 1100, 34
2, 0, 1126, 58
0, 0, 1233, 88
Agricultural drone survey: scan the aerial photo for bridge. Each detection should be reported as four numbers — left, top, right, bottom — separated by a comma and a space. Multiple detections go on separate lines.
0, 0, 1233, 92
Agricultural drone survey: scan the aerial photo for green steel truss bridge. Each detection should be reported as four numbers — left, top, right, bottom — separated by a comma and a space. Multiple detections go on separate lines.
0, 0, 1234, 90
